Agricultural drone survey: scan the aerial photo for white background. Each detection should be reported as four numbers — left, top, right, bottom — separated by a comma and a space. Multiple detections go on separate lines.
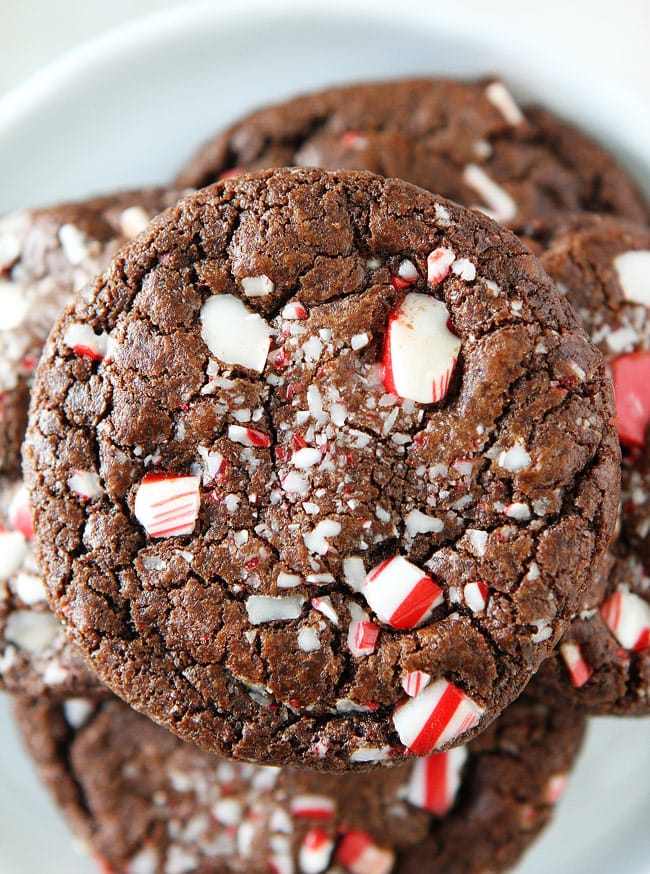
2, 0, 650, 102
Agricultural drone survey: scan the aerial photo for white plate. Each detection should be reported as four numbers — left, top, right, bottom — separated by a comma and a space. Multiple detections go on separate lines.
0, 2, 648, 872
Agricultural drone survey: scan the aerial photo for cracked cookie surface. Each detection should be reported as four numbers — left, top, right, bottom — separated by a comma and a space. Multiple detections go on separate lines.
175, 78, 649, 240
0, 190, 183, 697
14, 690, 585, 874
536, 215, 650, 714
24, 169, 618, 768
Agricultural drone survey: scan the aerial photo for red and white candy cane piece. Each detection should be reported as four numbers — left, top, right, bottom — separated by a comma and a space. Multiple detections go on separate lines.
200, 293, 272, 373
282, 300, 309, 320
310, 596, 339, 626
335, 832, 394, 874
611, 351, 650, 447
406, 745, 467, 816
133, 472, 200, 538
299, 828, 335, 874
559, 642, 593, 688
67, 470, 104, 500
601, 589, 650, 651
8, 486, 34, 539
545, 773, 569, 804
228, 425, 271, 448
464, 581, 489, 613
402, 670, 431, 697
290, 795, 335, 819
347, 603, 379, 657
362, 555, 443, 630
63, 323, 109, 361
426, 248, 456, 286
390, 259, 419, 291
393, 678, 484, 755
382, 293, 460, 404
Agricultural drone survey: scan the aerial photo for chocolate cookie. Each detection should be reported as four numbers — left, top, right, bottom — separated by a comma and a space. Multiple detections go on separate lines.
0, 189, 185, 477
536, 215, 650, 714
0, 189, 185, 697
0, 475, 105, 697
175, 78, 648, 240
14, 691, 586, 874
24, 168, 618, 768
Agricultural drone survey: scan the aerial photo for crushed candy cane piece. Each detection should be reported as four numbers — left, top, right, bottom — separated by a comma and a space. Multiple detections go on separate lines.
335, 831, 394, 874
228, 425, 271, 448
427, 248, 456, 285
611, 351, 650, 447
246, 595, 304, 625
383, 293, 460, 404
290, 795, 335, 819
134, 472, 200, 538
560, 642, 593, 688
406, 746, 467, 815
299, 828, 335, 874
200, 294, 272, 373
363, 556, 443, 630
402, 670, 431, 697
63, 323, 109, 361
241, 274, 274, 297
67, 470, 104, 500
601, 589, 650, 651
393, 678, 484, 755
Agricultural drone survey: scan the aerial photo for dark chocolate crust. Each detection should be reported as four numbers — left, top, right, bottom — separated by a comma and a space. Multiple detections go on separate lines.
24, 168, 618, 767
14, 691, 586, 874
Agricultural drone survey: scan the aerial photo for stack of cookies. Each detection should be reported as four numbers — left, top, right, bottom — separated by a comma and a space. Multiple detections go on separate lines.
1, 78, 649, 874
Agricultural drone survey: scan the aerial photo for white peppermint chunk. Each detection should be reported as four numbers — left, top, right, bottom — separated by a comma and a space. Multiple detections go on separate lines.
58, 223, 91, 264
292, 447, 321, 469
343, 556, 366, 592
303, 519, 341, 555
14, 573, 47, 605
241, 274, 275, 297
452, 258, 476, 281
63, 698, 95, 729
197, 444, 225, 481
351, 332, 369, 350
282, 471, 309, 496
504, 502, 531, 521
5, 610, 61, 653
614, 250, 650, 306
465, 528, 488, 557
463, 163, 517, 223
405, 509, 444, 537
246, 595, 304, 624
277, 571, 302, 588
200, 294, 272, 373
485, 81, 525, 126
350, 746, 391, 763
297, 627, 321, 652
383, 293, 460, 404
0, 281, 29, 330
0, 530, 28, 580
119, 206, 151, 238
0, 231, 21, 269
497, 441, 532, 473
